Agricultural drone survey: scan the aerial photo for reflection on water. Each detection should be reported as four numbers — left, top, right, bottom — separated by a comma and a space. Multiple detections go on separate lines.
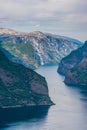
66, 84, 87, 114
0, 65, 87, 130
0, 106, 50, 125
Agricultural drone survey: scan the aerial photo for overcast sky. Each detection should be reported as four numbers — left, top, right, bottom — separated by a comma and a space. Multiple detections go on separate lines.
0, 0, 87, 41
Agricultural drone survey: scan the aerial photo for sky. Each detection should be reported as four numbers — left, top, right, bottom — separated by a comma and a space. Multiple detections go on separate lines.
0, 0, 87, 41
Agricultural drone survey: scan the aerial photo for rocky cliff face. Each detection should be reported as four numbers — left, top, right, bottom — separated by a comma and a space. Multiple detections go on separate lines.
58, 41, 87, 75
64, 57, 87, 86
0, 48, 53, 108
0, 28, 83, 69
58, 41, 87, 86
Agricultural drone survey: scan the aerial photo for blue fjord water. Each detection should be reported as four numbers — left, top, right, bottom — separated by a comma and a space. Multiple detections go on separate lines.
0, 65, 87, 130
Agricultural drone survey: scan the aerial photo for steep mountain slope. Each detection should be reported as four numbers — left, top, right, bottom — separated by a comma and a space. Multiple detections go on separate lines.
65, 57, 87, 86
58, 41, 87, 86
0, 28, 83, 69
58, 41, 87, 75
0, 48, 53, 108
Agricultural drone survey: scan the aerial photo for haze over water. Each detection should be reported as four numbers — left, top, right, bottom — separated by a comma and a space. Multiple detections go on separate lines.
1, 65, 87, 130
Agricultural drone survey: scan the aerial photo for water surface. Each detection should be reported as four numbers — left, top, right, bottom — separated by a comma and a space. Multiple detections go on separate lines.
0, 65, 87, 130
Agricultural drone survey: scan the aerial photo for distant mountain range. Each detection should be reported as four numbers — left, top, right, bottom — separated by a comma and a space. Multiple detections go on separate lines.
58, 41, 87, 86
0, 47, 53, 108
0, 28, 83, 69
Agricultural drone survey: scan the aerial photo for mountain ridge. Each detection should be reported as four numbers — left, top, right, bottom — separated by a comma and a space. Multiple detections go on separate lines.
0, 28, 83, 69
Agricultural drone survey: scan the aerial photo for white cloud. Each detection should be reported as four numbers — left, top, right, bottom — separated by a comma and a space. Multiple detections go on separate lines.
34, 24, 40, 28
0, 0, 87, 41
0, 0, 86, 21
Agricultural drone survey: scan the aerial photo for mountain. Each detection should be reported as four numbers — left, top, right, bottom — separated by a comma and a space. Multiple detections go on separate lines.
58, 41, 87, 75
58, 41, 87, 86
0, 28, 83, 69
0, 47, 53, 108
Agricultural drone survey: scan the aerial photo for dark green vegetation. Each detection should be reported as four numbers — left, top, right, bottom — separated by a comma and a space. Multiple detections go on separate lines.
58, 41, 87, 86
0, 48, 53, 108
0, 42, 39, 69
0, 28, 83, 69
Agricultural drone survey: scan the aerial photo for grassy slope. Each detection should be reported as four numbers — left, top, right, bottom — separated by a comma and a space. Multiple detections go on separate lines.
0, 42, 39, 69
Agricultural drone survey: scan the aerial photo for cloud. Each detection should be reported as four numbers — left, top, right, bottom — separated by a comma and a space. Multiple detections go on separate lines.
0, 0, 87, 41
0, 0, 87, 21
34, 24, 40, 28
